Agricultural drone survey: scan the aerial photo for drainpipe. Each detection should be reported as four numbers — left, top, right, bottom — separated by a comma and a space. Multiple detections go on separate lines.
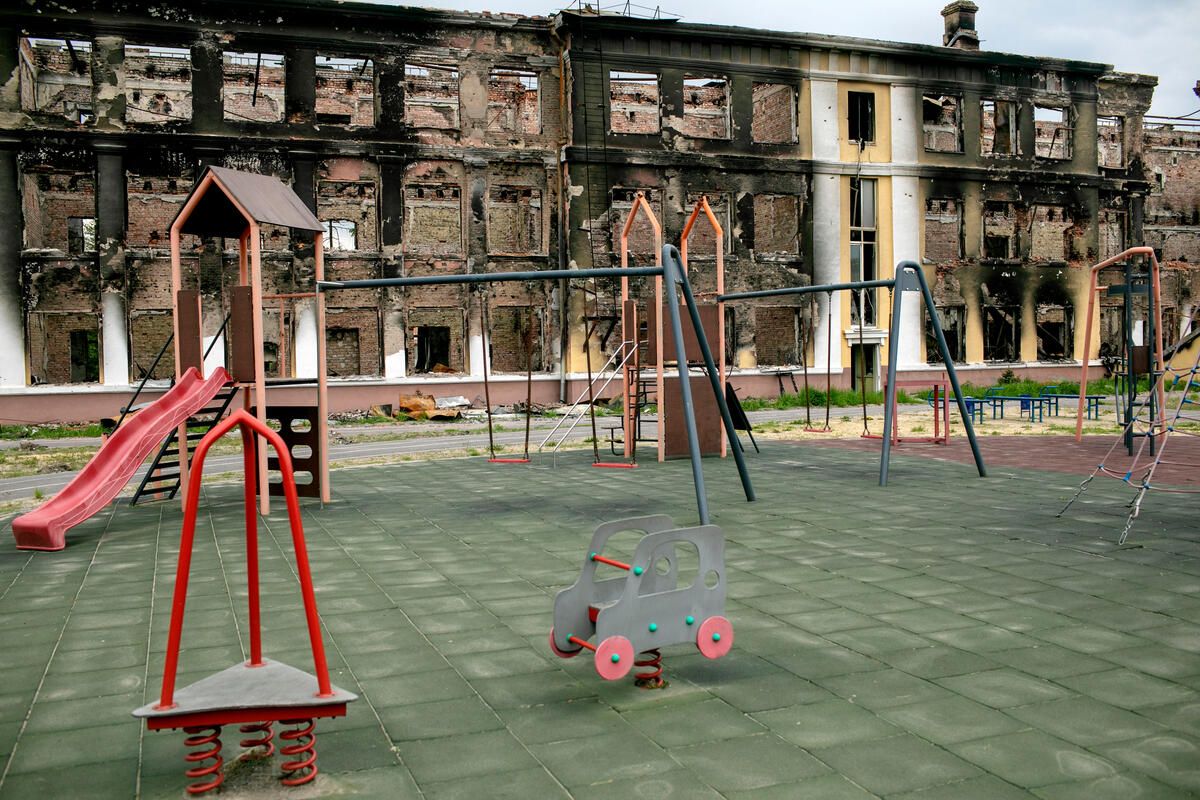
553, 24, 571, 402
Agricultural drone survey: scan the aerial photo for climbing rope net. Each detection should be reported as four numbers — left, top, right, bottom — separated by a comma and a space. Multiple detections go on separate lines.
1060, 343, 1200, 543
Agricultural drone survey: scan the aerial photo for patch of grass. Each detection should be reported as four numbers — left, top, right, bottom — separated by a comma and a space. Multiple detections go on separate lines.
32, 488, 43, 501
0, 423, 106, 440
911, 425, 926, 433
740, 388, 916, 412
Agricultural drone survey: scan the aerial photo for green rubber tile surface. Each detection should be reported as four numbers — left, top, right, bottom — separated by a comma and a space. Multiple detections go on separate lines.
0, 442, 1195, 797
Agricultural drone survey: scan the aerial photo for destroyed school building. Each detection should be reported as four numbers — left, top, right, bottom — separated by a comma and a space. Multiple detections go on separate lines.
0, 0, 1196, 420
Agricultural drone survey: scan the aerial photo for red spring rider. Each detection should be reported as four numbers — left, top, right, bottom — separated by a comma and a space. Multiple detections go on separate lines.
133, 409, 355, 794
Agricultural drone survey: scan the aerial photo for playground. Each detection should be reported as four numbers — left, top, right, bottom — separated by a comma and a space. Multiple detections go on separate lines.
0, 167, 1195, 797
0, 440, 1197, 797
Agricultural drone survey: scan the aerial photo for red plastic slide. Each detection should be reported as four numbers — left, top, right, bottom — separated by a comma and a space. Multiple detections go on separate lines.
12, 367, 233, 552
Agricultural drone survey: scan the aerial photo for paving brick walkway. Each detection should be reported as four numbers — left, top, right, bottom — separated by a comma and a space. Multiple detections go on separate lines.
811, 432, 1200, 489
0, 440, 1196, 797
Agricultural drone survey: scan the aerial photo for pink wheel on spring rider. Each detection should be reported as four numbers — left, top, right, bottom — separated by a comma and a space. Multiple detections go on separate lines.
696, 616, 733, 659
548, 628, 581, 659
594, 636, 634, 680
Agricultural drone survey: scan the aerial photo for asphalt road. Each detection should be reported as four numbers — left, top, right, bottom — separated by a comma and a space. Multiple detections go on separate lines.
0, 400, 973, 505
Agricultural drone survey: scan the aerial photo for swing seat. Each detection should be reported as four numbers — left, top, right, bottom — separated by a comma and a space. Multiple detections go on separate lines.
592, 462, 637, 469
488, 457, 530, 464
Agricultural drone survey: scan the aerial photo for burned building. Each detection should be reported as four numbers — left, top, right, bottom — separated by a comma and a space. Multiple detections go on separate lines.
0, 0, 1181, 420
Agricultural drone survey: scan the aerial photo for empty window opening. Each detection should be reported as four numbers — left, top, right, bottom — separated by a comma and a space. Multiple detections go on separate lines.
1030, 205, 1070, 262
318, 179, 377, 251
70, 329, 100, 383
222, 51, 285, 123
68, 216, 97, 254
925, 307, 966, 364
262, 340, 280, 377
848, 91, 875, 144
487, 69, 539, 135
753, 307, 802, 366
1036, 303, 1075, 359
922, 94, 961, 152
981, 274, 1022, 362
1098, 116, 1124, 168
316, 55, 375, 127
124, 45, 192, 124
487, 187, 543, 254
19, 38, 93, 123
753, 194, 801, 257
323, 219, 358, 251
609, 71, 659, 134
983, 202, 1018, 260
404, 183, 462, 254
751, 83, 796, 144
1034, 105, 1072, 160
1035, 282, 1074, 361
850, 178, 877, 325
414, 325, 451, 373
681, 75, 729, 139
405, 63, 459, 129
981, 99, 1020, 156
924, 198, 962, 262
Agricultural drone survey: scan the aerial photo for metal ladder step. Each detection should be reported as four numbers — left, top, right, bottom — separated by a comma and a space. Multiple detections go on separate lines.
131, 380, 238, 506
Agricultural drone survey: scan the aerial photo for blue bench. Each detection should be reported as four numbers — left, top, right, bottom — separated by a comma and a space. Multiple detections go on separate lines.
928, 391, 985, 423
1039, 385, 1104, 420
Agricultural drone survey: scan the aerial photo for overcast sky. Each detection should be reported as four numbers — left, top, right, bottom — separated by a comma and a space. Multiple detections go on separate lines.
360, 0, 1198, 118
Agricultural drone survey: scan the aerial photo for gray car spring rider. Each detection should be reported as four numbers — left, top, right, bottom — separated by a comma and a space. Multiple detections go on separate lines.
549, 515, 732, 682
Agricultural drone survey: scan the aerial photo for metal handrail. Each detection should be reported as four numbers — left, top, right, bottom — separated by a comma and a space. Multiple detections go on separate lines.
111, 331, 174, 435
203, 313, 230, 362
538, 340, 638, 453
111, 314, 231, 436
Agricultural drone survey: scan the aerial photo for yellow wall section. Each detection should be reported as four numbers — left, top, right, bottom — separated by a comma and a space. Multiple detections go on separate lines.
838, 81, 891, 164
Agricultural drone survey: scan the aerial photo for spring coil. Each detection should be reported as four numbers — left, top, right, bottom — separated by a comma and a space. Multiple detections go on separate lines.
239, 720, 275, 758
634, 648, 665, 689
279, 718, 318, 786
182, 725, 224, 795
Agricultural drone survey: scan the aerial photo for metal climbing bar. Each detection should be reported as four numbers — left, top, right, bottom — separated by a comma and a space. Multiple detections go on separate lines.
317, 266, 663, 291
719, 278, 896, 303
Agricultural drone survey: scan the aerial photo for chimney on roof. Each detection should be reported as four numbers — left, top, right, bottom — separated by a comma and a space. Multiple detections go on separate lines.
941, 1, 980, 51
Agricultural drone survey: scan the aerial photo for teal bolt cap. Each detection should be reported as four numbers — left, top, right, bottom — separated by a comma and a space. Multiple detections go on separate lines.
648, 622, 658, 632
685, 615, 695, 625
633, 566, 644, 576
611, 653, 621, 663
589, 552, 597, 560
712, 632, 721, 642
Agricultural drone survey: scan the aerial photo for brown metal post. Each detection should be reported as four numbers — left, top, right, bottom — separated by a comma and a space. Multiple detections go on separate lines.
315, 231, 330, 503
250, 222, 269, 515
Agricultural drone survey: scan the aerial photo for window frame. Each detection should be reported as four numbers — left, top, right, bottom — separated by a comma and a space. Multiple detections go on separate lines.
847, 91, 876, 145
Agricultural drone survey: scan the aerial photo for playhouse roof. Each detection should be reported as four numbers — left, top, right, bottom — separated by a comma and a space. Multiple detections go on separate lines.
174, 166, 323, 237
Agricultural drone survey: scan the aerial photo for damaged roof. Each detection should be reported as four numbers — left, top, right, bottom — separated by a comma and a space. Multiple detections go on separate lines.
175, 166, 323, 237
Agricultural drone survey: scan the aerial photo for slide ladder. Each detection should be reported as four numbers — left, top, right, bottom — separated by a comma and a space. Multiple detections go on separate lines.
131, 383, 238, 505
